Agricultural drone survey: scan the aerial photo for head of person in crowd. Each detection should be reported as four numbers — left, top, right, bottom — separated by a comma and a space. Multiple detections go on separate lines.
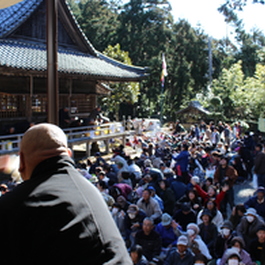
117, 162, 124, 170
116, 195, 127, 209
96, 179, 108, 192
130, 244, 144, 265
142, 188, 152, 203
204, 199, 218, 215
187, 189, 199, 202
19, 123, 71, 181
221, 220, 234, 238
245, 208, 258, 223
176, 235, 189, 255
206, 185, 217, 198
98, 171, 106, 181
255, 143, 263, 153
234, 204, 246, 217
256, 225, 265, 243
144, 159, 153, 168
95, 166, 103, 176
204, 177, 213, 190
219, 155, 229, 168
225, 248, 241, 265
230, 236, 245, 254
142, 217, 154, 236
256, 186, 265, 201
111, 202, 122, 216
141, 173, 151, 184
211, 151, 222, 163
181, 202, 192, 215
147, 186, 156, 197
127, 204, 139, 220
181, 143, 189, 151
161, 213, 173, 229
186, 223, 200, 239
200, 209, 213, 225
158, 179, 169, 191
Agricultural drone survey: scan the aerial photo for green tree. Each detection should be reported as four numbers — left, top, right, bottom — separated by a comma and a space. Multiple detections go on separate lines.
100, 44, 140, 120
69, 0, 120, 51
211, 61, 245, 119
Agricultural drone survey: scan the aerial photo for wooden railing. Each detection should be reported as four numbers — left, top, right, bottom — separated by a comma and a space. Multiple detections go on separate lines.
0, 122, 129, 157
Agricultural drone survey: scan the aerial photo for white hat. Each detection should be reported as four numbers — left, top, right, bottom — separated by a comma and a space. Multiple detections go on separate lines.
187, 223, 200, 234
245, 208, 258, 217
191, 176, 200, 184
177, 235, 188, 246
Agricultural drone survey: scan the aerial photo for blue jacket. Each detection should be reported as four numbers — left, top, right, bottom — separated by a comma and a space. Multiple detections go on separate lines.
174, 151, 190, 173
155, 223, 179, 248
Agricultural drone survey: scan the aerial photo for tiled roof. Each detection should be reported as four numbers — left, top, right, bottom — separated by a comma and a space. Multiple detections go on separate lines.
0, 40, 147, 80
0, 0, 43, 38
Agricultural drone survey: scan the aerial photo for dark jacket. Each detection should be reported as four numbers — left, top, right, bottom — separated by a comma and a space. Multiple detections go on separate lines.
244, 196, 265, 220
236, 215, 265, 250
198, 223, 218, 256
0, 156, 132, 265
254, 151, 265, 175
214, 234, 235, 259
164, 247, 194, 265
135, 230, 162, 261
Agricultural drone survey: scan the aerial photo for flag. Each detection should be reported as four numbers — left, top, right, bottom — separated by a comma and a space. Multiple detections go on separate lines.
160, 53, 168, 87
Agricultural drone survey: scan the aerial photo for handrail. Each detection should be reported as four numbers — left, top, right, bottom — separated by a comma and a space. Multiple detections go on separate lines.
0, 122, 126, 156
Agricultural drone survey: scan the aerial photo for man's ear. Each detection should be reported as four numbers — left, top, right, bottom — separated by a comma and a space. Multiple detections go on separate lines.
18, 152, 25, 173
67, 148, 73, 158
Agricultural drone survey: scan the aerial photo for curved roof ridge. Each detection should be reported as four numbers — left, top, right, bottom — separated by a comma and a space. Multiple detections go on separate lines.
62, 0, 98, 56
0, 0, 43, 38
98, 52, 148, 73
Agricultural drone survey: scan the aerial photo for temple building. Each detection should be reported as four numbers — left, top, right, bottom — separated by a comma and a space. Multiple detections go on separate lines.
0, 0, 147, 133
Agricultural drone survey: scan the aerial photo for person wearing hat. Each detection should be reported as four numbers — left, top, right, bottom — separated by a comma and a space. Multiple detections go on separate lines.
244, 186, 265, 220
164, 235, 194, 265
224, 248, 242, 265
213, 220, 235, 263
236, 207, 265, 250
197, 199, 224, 232
220, 236, 254, 265
125, 204, 147, 248
249, 225, 265, 264
155, 213, 181, 251
186, 223, 212, 261
198, 209, 218, 257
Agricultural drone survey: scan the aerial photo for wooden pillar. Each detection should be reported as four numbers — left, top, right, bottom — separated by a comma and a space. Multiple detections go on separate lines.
46, 0, 59, 125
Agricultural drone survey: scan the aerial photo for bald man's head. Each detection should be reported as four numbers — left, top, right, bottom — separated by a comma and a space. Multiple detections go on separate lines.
19, 123, 71, 180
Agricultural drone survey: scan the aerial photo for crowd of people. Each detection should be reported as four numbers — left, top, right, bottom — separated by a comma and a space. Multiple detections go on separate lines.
74, 120, 265, 265
1, 120, 265, 264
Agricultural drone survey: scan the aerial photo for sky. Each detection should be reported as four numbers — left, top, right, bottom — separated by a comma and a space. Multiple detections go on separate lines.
169, 0, 265, 40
